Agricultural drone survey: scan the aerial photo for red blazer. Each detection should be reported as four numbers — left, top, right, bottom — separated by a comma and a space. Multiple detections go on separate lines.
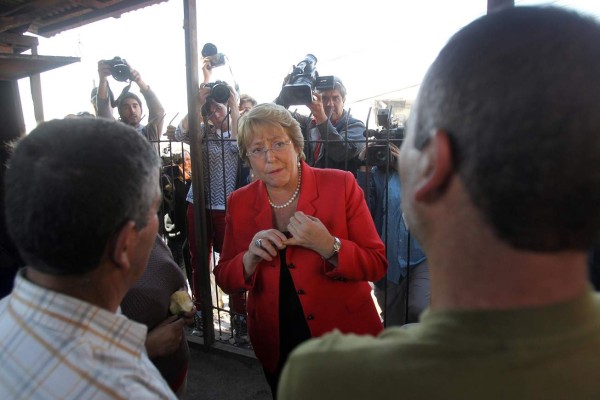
214, 162, 387, 372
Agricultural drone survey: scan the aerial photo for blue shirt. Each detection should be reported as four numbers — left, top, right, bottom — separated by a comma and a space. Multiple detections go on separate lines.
358, 168, 426, 283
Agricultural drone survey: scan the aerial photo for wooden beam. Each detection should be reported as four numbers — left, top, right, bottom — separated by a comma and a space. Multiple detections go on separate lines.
0, 32, 38, 51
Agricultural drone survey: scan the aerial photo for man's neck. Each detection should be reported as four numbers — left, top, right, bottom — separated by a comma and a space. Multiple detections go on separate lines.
422, 178, 590, 311
427, 223, 590, 311
25, 266, 122, 312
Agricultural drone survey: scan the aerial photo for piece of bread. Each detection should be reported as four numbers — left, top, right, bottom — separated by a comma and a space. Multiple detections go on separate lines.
169, 290, 194, 315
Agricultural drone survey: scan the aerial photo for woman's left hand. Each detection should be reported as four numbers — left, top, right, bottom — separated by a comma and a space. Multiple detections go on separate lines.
284, 211, 335, 258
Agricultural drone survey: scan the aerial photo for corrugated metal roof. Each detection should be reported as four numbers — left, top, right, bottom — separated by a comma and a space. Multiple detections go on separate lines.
0, 0, 166, 38
0, 0, 166, 80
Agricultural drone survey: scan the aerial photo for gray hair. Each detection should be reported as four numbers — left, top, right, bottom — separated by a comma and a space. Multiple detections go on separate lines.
5, 118, 161, 275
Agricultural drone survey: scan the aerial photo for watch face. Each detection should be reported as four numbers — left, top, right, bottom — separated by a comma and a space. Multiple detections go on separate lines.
333, 237, 341, 252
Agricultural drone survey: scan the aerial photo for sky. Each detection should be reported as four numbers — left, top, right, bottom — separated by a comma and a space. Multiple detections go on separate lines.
16, 0, 600, 134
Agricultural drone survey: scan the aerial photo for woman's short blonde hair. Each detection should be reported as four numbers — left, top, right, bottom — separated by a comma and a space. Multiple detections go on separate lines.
237, 103, 305, 165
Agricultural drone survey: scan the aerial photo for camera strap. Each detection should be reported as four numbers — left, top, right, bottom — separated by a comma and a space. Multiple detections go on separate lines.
110, 81, 133, 108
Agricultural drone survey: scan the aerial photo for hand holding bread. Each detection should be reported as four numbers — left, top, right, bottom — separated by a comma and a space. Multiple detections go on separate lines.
169, 290, 194, 315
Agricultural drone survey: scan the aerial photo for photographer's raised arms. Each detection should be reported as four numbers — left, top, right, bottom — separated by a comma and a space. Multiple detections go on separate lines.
96, 58, 165, 146
275, 55, 366, 175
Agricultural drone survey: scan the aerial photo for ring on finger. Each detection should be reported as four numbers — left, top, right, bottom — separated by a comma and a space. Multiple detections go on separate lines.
254, 238, 262, 248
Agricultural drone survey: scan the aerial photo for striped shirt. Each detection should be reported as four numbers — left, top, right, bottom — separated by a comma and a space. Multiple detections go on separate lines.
0, 269, 177, 400
175, 123, 239, 210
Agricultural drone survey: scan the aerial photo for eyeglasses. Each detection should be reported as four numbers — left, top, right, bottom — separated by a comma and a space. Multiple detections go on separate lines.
247, 140, 292, 159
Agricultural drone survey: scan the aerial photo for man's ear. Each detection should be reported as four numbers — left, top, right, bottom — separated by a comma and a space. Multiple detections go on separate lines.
414, 129, 454, 202
110, 220, 137, 270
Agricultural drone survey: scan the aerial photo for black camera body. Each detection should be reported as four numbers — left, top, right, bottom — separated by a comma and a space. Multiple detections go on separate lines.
279, 54, 335, 106
205, 81, 230, 104
364, 128, 405, 167
101, 56, 131, 82
364, 108, 405, 167
209, 53, 225, 68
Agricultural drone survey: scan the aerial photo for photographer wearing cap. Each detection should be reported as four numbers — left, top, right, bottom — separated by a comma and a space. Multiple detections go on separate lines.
277, 74, 366, 175
97, 59, 165, 145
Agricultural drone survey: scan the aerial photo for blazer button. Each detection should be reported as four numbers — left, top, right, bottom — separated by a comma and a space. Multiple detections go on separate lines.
307, 314, 314, 320
288, 263, 295, 269
297, 289, 305, 295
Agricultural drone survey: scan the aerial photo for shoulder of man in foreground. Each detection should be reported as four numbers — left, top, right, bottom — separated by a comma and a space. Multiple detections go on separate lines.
277, 327, 419, 400
279, 293, 600, 400
0, 285, 176, 399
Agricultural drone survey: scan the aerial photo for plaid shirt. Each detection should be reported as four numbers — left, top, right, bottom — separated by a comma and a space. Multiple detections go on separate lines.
0, 269, 176, 400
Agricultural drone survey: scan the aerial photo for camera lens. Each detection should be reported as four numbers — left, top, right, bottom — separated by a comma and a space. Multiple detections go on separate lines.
367, 145, 390, 167
375, 149, 388, 163
210, 83, 230, 103
112, 64, 131, 82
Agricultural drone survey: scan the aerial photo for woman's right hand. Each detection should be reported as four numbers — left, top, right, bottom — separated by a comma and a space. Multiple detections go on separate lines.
242, 229, 288, 279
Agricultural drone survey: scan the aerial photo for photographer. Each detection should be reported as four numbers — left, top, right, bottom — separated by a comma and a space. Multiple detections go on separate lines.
277, 75, 366, 175
173, 56, 248, 342
357, 142, 430, 326
96, 59, 165, 144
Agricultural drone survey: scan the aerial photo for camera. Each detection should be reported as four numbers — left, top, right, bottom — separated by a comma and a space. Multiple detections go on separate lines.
364, 108, 405, 167
315, 75, 335, 91
279, 54, 335, 106
101, 56, 131, 82
365, 128, 405, 167
204, 81, 230, 104
201, 43, 226, 69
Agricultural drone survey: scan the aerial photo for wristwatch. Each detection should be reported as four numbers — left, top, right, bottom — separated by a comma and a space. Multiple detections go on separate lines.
325, 236, 341, 260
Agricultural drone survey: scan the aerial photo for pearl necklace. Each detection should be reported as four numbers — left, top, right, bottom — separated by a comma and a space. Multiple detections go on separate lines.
268, 168, 302, 209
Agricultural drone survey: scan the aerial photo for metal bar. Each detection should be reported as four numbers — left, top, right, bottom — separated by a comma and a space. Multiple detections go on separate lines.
183, 0, 214, 347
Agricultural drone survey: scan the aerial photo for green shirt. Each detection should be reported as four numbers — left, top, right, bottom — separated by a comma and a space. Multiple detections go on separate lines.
279, 291, 600, 400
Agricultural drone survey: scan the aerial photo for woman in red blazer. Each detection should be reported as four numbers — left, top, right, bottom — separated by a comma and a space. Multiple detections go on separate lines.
214, 103, 387, 398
